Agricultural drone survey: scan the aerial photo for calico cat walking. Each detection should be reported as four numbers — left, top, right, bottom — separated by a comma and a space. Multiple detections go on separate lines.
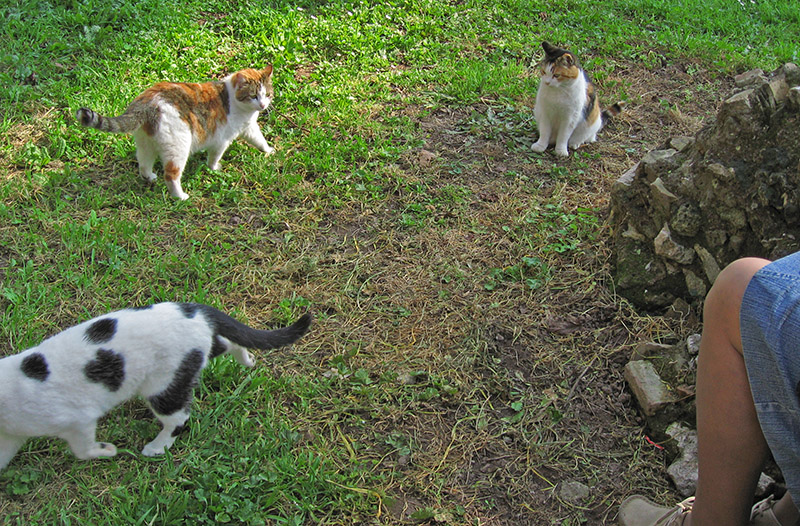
531, 42, 622, 157
77, 66, 276, 200
0, 303, 311, 470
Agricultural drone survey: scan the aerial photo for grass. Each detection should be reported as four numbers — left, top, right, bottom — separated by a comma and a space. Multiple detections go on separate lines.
0, 0, 798, 524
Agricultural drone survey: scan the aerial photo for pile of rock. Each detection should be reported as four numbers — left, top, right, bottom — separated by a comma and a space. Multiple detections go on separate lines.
611, 64, 800, 310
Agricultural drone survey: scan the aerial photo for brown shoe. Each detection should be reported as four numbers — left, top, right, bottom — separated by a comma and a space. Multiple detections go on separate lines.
618, 495, 694, 526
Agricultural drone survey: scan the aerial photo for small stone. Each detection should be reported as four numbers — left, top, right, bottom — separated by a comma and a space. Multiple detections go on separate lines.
694, 245, 722, 284
686, 334, 701, 356
632, 342, 673, 360
624, 360, 677, 416
558, 481, 590, 504
654, 224, 695, 265
669, 136, 695, 152
756, 472, 775, 498
671, 203, 702, 238
683, 268, 707, 298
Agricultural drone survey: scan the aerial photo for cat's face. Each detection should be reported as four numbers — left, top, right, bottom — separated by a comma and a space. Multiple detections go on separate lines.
231, 66, 274, 112
537, 42, 580, 87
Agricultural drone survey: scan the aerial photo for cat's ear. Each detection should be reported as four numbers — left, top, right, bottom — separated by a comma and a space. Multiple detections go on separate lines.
261, 65, 274, 79
231, 72, 246, 89
562, 53, 575, 67
542, 41, 557, 55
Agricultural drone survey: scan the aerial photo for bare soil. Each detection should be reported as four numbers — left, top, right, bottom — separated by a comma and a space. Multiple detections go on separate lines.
311, 60, 735, 524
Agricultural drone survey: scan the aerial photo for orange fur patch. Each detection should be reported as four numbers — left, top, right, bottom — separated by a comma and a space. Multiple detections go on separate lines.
132, 81, 229, 141
164, 160, 180, 181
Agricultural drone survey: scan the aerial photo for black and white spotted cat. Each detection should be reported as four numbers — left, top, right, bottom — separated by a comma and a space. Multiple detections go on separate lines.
0, 302, 311, 470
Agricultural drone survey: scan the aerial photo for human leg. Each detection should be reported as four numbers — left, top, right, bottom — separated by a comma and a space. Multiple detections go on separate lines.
619, 257, 771, 526
690, 257, 772, 526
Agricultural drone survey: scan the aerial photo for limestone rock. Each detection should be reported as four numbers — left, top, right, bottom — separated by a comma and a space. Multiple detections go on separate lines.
666, 423, 698, 497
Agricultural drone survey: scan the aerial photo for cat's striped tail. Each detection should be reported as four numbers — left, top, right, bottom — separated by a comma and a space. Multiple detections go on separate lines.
76, 107, 145, 134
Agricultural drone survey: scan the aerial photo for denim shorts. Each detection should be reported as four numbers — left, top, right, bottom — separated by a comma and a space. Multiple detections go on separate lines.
741, 251, 800, 499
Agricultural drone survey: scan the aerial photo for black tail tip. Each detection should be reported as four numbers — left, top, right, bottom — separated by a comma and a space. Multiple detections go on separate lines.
291, 312, 313, 336
76, 107, 94, 127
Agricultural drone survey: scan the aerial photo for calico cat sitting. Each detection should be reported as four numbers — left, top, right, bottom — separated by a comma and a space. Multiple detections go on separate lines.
0, 303, 311, 470
531, 42, 622, 157
76, 66, 276, 200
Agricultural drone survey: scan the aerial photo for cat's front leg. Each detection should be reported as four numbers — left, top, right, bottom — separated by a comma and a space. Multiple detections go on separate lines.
241, 121, 275, 156
553, 127, 574, 157
206, 143, 230, 171
532, 122, 552, 153
0, 434, 26, 470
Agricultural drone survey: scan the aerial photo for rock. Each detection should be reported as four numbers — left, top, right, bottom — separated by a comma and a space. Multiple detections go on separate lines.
683, 268, 707, 298
670, 203, 702, 238
558, 481, 590, 504
669, 136, 695, 152
694, 245, 721, 284
666, 423, 698, 497
734, 69, 766, 88
611, 64, 800, 309
756, 473, 776, 498
686, 334, 701, 356
654, 224, 695, 265
624, 361, 677, 416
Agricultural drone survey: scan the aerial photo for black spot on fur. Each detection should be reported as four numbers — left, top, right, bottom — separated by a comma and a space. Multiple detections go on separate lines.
84, 349, 125, 392
210, 334, 227, 358
21, 353, 49, 381
179, 303, 201, 318
171, 424, 188, 437
148, 349, 204, 416
85, 318, 117, 344
131, 305, 154, 311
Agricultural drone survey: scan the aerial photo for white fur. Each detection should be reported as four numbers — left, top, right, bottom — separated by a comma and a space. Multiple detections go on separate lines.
134, 75, 274, 200
0, 303, 254, 470
532, 66, 602, 157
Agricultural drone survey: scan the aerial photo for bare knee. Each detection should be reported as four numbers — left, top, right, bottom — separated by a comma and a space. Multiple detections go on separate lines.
703, 257, 771, 353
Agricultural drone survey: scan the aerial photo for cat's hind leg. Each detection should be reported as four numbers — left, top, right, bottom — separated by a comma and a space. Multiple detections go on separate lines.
228, 342, 255, 367
133, 132, 158, 184
162, 153, 190, 200
59, 424, 118, 461
141, 408, 191, 457
0, 433, 26, 470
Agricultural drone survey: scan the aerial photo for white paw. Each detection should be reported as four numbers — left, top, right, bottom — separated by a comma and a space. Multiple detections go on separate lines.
140, 172, 157, 183
531, 141, 548, 153
554, 147, 569, 157
141, 443, 166, 457
243, 352, 255, 367
263, 145, 275, 156
93, 442, 118, 458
